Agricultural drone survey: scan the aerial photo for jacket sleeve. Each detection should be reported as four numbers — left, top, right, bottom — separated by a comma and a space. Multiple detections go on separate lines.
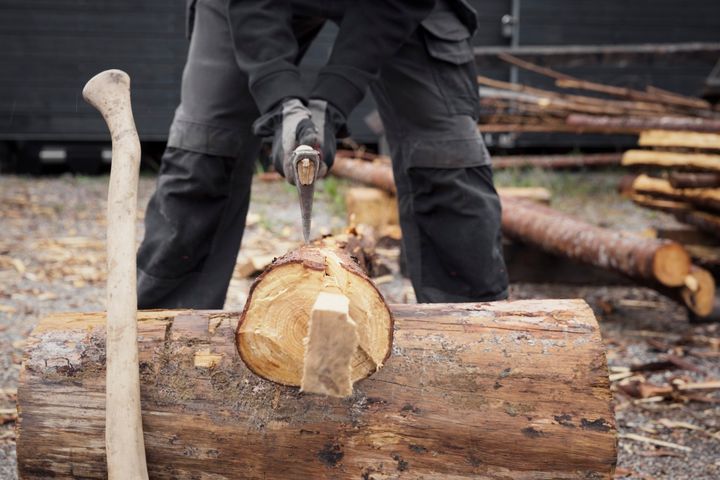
227, 0, 306, 114
227, 0, 436, 117
311, 0, 437, 118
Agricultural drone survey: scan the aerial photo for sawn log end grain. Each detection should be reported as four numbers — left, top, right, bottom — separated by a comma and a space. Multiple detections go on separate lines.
236, 245, 393, 387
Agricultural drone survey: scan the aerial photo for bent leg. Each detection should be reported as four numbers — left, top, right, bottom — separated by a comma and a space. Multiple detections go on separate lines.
137, 0, 260, 309
370, 4, 508, 302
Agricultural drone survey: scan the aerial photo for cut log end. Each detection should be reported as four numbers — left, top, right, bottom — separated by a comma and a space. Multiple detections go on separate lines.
653, 242, 692, 287
681, 267, 716, 317
301, 292, 358, 397
236, 245, 392, 387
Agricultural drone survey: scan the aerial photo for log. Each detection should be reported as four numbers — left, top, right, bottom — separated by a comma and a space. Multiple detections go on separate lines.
492, 153, 623, 170
675, 209, 720, 237
17, 300, 617, 479
333, 157, 553, 204
631, 193, 691, 213
331, 157, 692, 288
622, 149, 720, 172
500, 197, 691, 288
345, 187, 399, 230
331, 157, 397, 194
638, 130, 720, 150
630, 174, 720, 212
236, 244, 393, 389
667, 171, 720, 189
655, 226, 717, 247
566, 114, 720, 134
497, 53, 712, 111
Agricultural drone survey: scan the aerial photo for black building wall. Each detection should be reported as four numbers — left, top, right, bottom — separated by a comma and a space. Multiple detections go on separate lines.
0, 0, 718, 146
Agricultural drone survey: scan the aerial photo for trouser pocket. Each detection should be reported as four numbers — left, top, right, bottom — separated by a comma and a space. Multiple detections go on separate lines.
137, 147, 234, 280
420, 9, 479, 118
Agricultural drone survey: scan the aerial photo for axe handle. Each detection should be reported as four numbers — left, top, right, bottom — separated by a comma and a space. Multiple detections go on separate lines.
83, 70, 149, 479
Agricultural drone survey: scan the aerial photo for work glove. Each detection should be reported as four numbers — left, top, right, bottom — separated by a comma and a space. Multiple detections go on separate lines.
307, 98, 348, 175
253, 98, 319, 185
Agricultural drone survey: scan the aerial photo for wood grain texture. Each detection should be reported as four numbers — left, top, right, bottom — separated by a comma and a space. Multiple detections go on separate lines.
622, 149, 720, 172
17, 301, 616, 479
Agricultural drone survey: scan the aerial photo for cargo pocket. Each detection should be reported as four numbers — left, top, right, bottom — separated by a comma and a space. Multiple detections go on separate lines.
420, 10, 479, 118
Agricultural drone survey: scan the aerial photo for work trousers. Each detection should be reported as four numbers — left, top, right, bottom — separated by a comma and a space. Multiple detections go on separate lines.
137, 0, 509, 308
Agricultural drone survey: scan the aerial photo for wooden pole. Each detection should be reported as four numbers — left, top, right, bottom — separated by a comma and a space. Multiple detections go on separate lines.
82, 70, 149, 480
17, 301, 617, 479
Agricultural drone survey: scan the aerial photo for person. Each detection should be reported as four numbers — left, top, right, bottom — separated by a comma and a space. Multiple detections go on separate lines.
137, 0, 508, 309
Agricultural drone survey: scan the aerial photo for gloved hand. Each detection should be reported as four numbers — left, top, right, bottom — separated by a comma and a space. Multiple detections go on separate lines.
307, 99, 348, 176
253, 98, 321, 185
253, 98, 348, 185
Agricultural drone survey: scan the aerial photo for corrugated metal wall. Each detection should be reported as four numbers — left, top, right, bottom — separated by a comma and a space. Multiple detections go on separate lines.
0, 0, 718, 146
0, 0, 186, 141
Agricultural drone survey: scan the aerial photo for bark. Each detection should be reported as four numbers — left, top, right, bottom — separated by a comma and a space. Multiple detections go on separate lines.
631, 174, 720, 212
566, 114, 720, 134
332, 157, 397, 194
236, 243, 393, 389
675, 209, 720, 238
668, 172, 720, 189
622, 149, 720, 172
17, 300, 617, 479
500, 197, 691, 287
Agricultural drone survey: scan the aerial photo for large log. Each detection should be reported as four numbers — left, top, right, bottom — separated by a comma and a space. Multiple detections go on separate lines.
500, 197, 691, 288
332, 157, 691, 288
17, 300, 617, 479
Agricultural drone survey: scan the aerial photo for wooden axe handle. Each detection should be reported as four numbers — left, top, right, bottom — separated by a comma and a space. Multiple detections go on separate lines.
83, 70, 148, 479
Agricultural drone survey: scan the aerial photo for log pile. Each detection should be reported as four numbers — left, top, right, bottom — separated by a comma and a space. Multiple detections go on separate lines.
621, 130, 720, 267
332, 156, 716, 316
17, 301, 617, 479
478, 54, 720, 135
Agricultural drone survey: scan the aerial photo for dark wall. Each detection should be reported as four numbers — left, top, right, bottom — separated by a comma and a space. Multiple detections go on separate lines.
0, 0, 186, 141
0, 0, 718, 145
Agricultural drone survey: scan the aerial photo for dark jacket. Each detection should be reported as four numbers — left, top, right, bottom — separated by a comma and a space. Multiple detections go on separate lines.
188, 0, 477, 118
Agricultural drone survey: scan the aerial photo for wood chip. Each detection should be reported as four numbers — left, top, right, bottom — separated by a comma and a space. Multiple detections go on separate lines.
0, 304, 17, 314
620, 433, 691, 452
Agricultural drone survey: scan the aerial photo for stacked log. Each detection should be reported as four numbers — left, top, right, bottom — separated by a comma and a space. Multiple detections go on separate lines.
622, 131, 720, 241
478, 55, 720, 135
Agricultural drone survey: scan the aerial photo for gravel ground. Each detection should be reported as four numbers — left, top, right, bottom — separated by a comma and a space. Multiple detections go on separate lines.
1, 170, 718, 479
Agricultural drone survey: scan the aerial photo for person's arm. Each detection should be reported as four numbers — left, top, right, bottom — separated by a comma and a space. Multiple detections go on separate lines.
311, 0, 437, 118
227, 0, 305, 114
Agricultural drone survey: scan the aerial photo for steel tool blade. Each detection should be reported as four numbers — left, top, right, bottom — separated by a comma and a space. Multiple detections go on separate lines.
291, 145, 320, 243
